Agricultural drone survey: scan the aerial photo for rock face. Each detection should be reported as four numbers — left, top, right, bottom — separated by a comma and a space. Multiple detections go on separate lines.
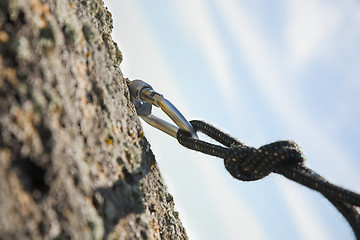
0, 0, 187, 239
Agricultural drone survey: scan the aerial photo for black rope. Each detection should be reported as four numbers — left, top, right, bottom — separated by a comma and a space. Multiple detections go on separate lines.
177, 120, 360, 239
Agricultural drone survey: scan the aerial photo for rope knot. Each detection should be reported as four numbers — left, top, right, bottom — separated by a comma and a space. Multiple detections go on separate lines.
177, 120, 360, 238
224, 140, 305, 181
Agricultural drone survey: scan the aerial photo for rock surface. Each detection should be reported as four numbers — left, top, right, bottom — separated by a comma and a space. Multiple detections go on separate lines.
0, 0, 187, 239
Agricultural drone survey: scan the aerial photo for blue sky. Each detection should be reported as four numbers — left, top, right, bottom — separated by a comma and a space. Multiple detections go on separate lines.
104, 1, 360, 239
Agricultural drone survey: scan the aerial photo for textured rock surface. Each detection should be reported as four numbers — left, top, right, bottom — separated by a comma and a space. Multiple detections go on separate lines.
0, 0, 187, 239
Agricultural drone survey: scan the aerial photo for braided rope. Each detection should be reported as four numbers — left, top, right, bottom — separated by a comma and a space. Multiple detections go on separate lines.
177, 120, 360, 239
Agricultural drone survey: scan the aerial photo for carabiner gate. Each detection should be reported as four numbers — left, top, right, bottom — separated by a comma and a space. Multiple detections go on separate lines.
128, 79, 198, 139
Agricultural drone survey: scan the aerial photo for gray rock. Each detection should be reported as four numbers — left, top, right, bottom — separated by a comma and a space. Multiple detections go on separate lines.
0, 0, 188, 239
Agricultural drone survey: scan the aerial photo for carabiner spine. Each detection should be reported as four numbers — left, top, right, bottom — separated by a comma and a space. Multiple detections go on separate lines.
158, 98, 198, 139
140, 114, 178, 138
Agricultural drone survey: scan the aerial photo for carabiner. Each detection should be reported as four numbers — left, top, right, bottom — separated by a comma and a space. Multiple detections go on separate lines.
128, 79, 198, 139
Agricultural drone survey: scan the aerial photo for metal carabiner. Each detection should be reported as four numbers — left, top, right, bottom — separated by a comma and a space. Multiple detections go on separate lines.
127, 79, 198, 139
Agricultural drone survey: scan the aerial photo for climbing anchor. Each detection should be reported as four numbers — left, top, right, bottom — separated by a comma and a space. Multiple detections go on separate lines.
127, 79, 360, 239
127, 79, 198, 139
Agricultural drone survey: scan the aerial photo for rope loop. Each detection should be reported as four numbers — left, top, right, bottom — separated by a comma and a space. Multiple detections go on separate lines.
225, 141, 305, 181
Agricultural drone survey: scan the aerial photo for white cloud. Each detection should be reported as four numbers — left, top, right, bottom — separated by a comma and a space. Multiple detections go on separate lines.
213, 0, 360, 181
213, 0, 360, 236
104, 1, 268, 239
284, 0, 343, 67
196, 155, 268, 240
104, 1, 360, 239
277, 180, 332, 240
103, 0, 188, 113
173, 0, 242, 119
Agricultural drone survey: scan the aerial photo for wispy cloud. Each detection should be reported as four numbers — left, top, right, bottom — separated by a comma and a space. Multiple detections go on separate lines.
104, 0, 189, 113
284, 0, 343, 67
105, 1, 267, 239
213, 0, 359, 237
173, 0, 242, 119
213, 0, 360, 180
277, 180, 332, 240
196, 155, 267, 240
105, 0, 360, 238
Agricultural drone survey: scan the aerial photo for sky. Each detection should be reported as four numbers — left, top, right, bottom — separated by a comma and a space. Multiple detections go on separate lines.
103, 1, 360, 239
